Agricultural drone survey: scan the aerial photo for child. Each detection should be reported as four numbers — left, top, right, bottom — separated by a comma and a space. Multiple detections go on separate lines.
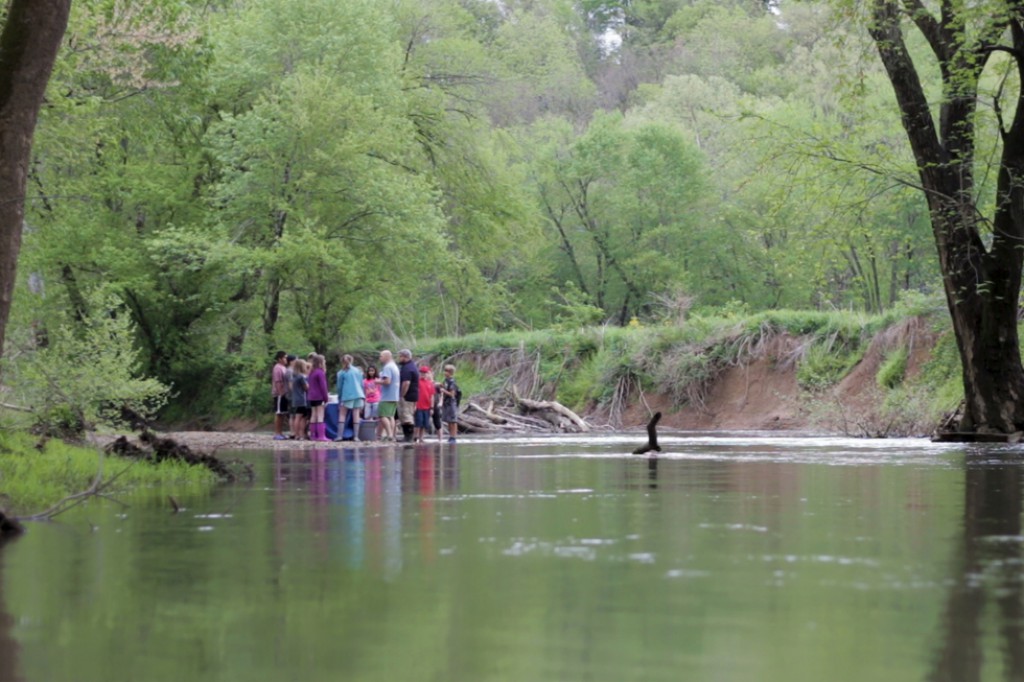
363, 365, 381, 421
438, 364, 459, 444
307, 354, 330, 441
290, 359, 310, 440
414, 366, 436, 443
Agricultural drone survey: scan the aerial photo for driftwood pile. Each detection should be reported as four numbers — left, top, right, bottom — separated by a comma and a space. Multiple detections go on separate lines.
457, 389, 592, 435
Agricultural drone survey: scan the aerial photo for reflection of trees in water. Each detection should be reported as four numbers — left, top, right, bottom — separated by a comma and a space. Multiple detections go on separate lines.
930, 462, 1024, 682
0, 548, 24, 682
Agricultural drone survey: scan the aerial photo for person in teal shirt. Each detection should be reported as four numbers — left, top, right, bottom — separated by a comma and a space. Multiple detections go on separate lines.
336, 354, 366, 442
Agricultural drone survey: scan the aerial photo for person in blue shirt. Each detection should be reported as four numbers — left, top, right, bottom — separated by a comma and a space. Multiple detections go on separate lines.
335, 354, 366, 442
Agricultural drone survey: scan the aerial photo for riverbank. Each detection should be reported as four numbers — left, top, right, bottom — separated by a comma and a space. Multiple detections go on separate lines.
0, 431, 219, 516
90, 430, 492, 452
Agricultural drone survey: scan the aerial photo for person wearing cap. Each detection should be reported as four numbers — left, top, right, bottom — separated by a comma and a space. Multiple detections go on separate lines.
414, 365, 436, 443
271, 350, 290, 440
397, 349, 419, 442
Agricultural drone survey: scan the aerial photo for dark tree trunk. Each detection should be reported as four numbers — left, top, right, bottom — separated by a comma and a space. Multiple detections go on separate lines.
869, 1, 1024, 434
0, 0, 72, 365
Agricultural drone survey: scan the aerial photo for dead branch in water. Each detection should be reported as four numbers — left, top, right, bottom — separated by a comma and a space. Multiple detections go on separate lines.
632, 412, 662, 455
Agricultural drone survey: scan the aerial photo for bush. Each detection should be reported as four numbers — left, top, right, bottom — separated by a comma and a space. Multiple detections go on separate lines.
6, 294, 170, 437
797, 341, 863, 391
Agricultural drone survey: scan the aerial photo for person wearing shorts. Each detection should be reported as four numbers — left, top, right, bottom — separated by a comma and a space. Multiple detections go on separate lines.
439, 364, 459, 443
414, 365, 436, 443
290, 358, 310, 439
271, 351, 290, 440
335, 354, 366, 441
377, 350, 400, 441
397, 349, 419, 442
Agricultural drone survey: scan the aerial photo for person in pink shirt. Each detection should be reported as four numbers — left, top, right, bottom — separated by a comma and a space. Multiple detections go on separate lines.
363, 365, 381, 420
306, 354, 330, 441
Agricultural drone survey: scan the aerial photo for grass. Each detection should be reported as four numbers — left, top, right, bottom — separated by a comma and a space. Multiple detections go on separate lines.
0, 431, 219, 515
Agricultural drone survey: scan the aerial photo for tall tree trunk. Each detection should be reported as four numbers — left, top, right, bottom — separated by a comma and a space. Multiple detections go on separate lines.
869, 1, 1024, 434
0, 0, 72, 365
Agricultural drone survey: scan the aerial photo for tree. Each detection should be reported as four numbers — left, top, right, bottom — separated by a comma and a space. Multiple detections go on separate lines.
0, 0, 71, 367
857, 1, 1024, 434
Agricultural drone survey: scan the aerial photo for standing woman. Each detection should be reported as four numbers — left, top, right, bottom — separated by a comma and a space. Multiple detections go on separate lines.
307, 354, 330, 441
336, 354, 366, 442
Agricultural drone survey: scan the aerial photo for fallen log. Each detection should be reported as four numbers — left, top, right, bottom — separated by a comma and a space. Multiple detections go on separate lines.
466, 402, 509, 425
457, 414, 505, 433
515, 396, 590, 432
494, 409, 553, 430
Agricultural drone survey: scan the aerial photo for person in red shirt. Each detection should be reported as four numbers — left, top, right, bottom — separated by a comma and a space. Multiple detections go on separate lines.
414, 366, 437, 443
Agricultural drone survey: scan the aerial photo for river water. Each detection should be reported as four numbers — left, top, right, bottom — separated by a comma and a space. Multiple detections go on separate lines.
2, 433, 1023, 682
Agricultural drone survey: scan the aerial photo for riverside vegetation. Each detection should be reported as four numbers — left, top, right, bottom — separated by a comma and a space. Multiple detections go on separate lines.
403, 295, 965, 439
0, 295, 968, 519
2, 0, 1022, 512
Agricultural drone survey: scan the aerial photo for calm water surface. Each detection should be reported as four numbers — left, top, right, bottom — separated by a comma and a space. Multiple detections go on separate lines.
2, 433, 1023, 682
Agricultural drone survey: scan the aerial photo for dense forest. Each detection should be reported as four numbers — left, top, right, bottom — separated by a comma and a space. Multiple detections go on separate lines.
4, 0, 1016, 425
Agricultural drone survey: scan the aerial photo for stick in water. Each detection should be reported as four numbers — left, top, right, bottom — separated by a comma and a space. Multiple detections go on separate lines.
632, 412, 662, 455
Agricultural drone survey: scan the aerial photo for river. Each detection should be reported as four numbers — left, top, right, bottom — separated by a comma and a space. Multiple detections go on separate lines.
1, 433, 1022, 681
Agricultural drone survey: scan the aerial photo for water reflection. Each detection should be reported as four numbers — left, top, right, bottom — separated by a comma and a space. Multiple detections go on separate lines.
0, 551, 23, 682
272, 445, 460, 577
930, 458, 1024, 682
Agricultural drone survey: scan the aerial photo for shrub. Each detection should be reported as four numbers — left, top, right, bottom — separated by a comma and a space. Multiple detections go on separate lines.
6, 294, 170, 437
876, 347, 909, 389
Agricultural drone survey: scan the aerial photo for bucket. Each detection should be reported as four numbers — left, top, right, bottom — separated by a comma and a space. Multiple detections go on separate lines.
358, 420, 378, 442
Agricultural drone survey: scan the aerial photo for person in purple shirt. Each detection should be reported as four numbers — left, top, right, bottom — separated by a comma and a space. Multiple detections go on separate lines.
307, 354, 330, 441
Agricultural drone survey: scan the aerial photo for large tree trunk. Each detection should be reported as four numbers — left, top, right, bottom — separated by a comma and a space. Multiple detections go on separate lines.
869, 1, 1024, 434
0, 1, 71, 364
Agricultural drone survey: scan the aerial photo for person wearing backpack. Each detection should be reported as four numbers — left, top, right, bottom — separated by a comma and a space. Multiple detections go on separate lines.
439, 364, 460, 444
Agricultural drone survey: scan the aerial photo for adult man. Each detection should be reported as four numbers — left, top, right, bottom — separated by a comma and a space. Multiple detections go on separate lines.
397, 349, 420, 442
271, 350, 290, 440
377, 350, 401, 441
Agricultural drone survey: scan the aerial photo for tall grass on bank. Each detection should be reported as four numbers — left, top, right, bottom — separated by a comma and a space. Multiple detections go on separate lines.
0, 431, 218, 515
408, 303, 963, 434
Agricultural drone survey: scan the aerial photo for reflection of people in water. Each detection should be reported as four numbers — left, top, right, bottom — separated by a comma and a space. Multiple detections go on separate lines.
415, 445, 437, 561
928, 463, 1024, 682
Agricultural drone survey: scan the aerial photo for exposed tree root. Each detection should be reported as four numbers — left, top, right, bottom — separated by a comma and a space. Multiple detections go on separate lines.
105, 431, 253, 482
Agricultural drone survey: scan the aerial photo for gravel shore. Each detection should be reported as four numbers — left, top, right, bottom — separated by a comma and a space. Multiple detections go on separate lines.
90, 430, 402, 452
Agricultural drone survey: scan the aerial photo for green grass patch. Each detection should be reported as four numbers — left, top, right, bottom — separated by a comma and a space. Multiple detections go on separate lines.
0, 431, 218, 515
877, 347, 909, 389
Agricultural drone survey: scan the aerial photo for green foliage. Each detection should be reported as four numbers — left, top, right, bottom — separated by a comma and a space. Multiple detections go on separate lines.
876, 347, 908, 389
6, 294, 170, 437
796, 340, 864, 391
15, 0, 967, 423
0, 431, 216, 515
916, 330, 964, 411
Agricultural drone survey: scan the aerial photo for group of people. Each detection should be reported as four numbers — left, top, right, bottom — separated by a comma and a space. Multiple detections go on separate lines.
271, 349, 460, 444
